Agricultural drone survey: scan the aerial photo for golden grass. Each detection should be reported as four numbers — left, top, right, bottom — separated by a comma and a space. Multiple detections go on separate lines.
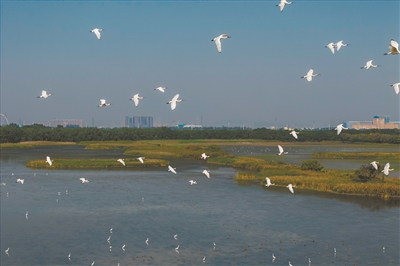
1, 141, 76, 149
312, 152, 400, 159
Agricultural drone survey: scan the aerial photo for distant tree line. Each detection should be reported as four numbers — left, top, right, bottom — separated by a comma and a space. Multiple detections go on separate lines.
0, 124, 399, 144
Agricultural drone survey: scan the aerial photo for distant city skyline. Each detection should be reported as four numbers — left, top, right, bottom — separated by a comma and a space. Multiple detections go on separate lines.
1, 1, 399, 128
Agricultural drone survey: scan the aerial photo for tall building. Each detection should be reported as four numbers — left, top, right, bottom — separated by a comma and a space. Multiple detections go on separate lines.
125, 116, 153, 128
350, 116, 399, 129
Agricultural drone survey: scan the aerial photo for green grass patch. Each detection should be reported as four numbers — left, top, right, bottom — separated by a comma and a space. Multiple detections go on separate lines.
312, 152, 400, 159
1, 141, 76, 149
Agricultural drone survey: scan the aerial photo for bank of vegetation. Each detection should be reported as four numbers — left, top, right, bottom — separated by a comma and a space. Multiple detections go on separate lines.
312, 152, 399, 159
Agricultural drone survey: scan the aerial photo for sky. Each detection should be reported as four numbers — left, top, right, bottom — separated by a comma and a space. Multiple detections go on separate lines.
1, 0, 399, 128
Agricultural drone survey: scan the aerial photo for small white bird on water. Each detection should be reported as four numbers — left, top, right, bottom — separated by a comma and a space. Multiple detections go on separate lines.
202, 169, 210, 178
361, 60, 380, 70
384, 39, 399, 55
370, 161, 379, 170
287, 184, 295, 194
154, 86, 167, 93
277, 145, 288, 155
117, 159, 125, 166
129, 94, 145, 107
167, 94, 184, 110
276, 0, 293, 13
79, 177, 89, 184
390, 83, 400, 95
381, 163, 394, 176
46, 156, 53, 166
37, 90, 52, 99
16, 178, 24, 184
212, 34, 230, 53
290, 130, 299, 139
265, 177, 275, 187
325, 42, 336, 54
302, 68, 321, 82
137, 157, 145, 164
5, 247, 9, 256
334, 123, 348, 135
201, 153, 210, 160
336, 40, 349, 51
98, 99, 111, 107
168, 165, 177, 174
90, 28, 103, 40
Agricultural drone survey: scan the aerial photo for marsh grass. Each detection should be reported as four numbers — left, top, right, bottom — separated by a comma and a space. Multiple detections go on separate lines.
1, 141, 76, 149
312, 152, 400, 159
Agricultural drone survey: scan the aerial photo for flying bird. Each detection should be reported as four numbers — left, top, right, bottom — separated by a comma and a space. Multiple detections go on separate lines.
26, 211, 28, 220
277, 145, 288, 155
287, 184, 295, 194
107, 235, 111, 244
334, 123, 348, 135
5, 248, 9, 257
272, 254, 276, 262
37, 90, 52, 99
122, 244, 126, 251
110, 228, 113, 234
189, 180, 197, 185
201, 153, 210, 160
361, 60, 380, 70
381, 163, 394, 176
325, 42, 336, 54
46, 156, 53, 166
16, 178, 24, 184
265, 177, 275, 187
174, 234, 178, 240
154, 86, 167, 93
145, 238, 149, 246
212, 34, 230, 53
129, 94, 145, 107
390, 83, 400, 94
137, 157, 145, 164
301, 68, 321, 82
202, 169, 210, 178
175, 245, 180, 250
98, 99, 111, 107
168, 165, 177, 174
79, 177, 89, 183
336, 40, 349, 51
276, 0, 293, 13
167, 94, 184, 110
290, 130, 299, 139
91, 261, 95, 266
117, 159, 125, 166
90, 28, 103, 40
68, 253, 71, 261
370, 161, 379, 170
384, 39, 399, 55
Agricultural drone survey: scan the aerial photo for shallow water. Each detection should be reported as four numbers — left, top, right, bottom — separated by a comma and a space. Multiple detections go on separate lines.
1, 147, 399, 265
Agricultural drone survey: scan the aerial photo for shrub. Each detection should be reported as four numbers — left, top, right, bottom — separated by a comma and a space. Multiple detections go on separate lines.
301, 160, 325, 172
353, 164, 380, 182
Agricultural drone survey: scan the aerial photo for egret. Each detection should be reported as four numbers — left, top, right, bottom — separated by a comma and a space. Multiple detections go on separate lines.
265, 177, 275, 187
90, 28, 103, 40
370, 161, 379, 170
301, 68, 321, 82
201, 153, 210, 160
46, 156, 53, 166
167, 94, 184, 110
168, 165, 177, 174
189, 180, 197, 185
336, 40, 349, 51
79, 177, 89, 184
129, 94, 145, 107
155, 86, 167, 93
361, 60, 380, 70
381, 163, 394, 176
287, 184, 295, 193
384, 39, 399, 55
277, 0, 293, 13
212, 34, 230, 53
277, 145, 288, 155
16, 178, 24, 184
37, 90, 52, 99
390, 83, 400, 94
98, 99, 111, 107
145, 238, 149, 245
5, 247, 9, 256
137, 157, 145, 164
202, 169, 210, 178
117, 159, 125, 166
325, 42, 336, 54
290, 130, 299, 139
334, 123, 348, 135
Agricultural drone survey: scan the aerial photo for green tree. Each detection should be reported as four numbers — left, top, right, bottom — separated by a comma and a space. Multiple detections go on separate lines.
300, 160, 325, 171
353, 164, 381, 182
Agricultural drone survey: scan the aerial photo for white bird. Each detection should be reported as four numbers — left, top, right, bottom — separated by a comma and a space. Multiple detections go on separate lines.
276, 0, 293, 13
90, 28, 103, 40
145, 238, 149, 246
79, 177, 89, 184
290, 130, 299, 139
189, 180, 197, 185
137, 157, 145, 164
265, 177, 275, 187
308, 257, 311, 266
167, 94, 184, 110
384, 39, 399, 55
168, 165, 177, 174
174, 234, 178, 240
334, 123, 348, 135
361, 60, 380, 70
122, 244, 126, 251
301, 68, 321, 82
154, 86, 167, 93
289, 261, 293, 266
203, 256, 206, 263
91, 261, 95, 266
37, 90, 52, 99
129, 94, 145, 107
272, 253, 276, 262
201, 153, 210, 160
336, 40, 349, 51
68, 253, 71, 261
325, 42, 336, 54
287, 184, 295, 194
26, 211, 28, 220
277, 145, 288, 155
110, 228, 113, 234
175, 245, 180, 250
381, 163, 394, 176
16, 178, 24, 184
46, 156, 53, 166
370, 161, 379, 170
0, 182, 6, 186
98, 99, 111, 107
212, 34, 230, 53
117, 159, 125, 166
202, 169, 210, 178
390, 83, 400, 95
5, 247, 9, 256
107, 235, 111, 244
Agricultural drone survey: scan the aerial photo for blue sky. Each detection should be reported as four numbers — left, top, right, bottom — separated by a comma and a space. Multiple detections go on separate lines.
1, 0, 399, 128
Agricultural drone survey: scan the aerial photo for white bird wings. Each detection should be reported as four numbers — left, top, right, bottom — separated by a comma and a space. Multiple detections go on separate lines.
170, 94, 180, 110
214, 37, 222, 53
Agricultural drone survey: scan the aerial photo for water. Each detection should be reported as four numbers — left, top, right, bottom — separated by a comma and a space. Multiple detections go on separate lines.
1, 147, 399, 265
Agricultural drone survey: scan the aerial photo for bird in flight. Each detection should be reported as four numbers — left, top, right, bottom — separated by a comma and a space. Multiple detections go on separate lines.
201, 153, 210, 160
336, 40, 349, 51
129, 94, 145, 107
189, 180, 197, 185
167, 94, 184, 110
325, 42, 336, 54
154, 86, 167, 93
90, 28, 103, 40
16, 178, 25, 184
212, 34, 230, 53
277, 145, 288, 155
370, 161, 379, 170
384, 39, 399, 55
202, 169, 210, 178
361, 60, 380, 70
46, 156, 53, 166
174, 234, 178, 240
301, 68, 321, 82
117, 159, 125, 166
145, 238, 149, 246
79, 177, 89, 184
381, 163, 394, 176
137, 157, 145, 164
287, 184, 295, 193
290, 130, 299, 139
5, 248, 10, 257
390, 83, 400, 94
98, 99, 111, 107
265, 177, 275, 187
168, 165, 177, 174
277, 0, 293, 13
38, 90, 52, 99
334, 123, 348, 135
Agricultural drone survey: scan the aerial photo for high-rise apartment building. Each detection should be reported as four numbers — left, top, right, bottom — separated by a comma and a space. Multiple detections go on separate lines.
125, 116, 153, 128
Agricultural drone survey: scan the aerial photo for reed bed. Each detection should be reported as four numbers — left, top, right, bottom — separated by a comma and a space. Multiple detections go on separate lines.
312, 152, 400, 159
1, 141, 76, 149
